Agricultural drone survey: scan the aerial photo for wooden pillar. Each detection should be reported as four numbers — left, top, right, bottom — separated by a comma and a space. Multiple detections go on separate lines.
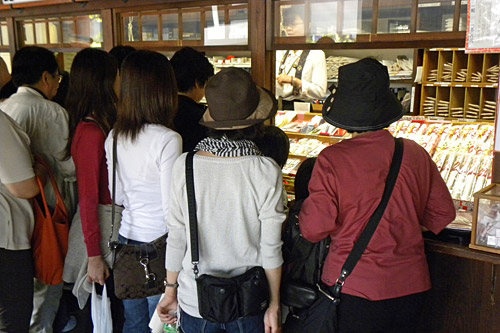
248, 0, 272, 90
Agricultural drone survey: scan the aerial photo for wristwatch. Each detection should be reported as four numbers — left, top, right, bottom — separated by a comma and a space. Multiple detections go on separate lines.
164, 279, 179, 288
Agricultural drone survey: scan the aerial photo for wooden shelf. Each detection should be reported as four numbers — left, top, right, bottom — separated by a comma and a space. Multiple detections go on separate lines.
425, 239, 500, 265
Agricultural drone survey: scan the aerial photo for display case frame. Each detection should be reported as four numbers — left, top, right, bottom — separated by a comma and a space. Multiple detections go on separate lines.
470, 183, 500, 254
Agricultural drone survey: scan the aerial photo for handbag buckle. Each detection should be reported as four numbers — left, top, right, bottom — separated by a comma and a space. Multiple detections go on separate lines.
317, 283, 340, 305
139, 258, 157, 282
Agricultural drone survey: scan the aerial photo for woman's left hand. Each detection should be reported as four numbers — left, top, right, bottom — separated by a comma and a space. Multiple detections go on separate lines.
157, 293, 178, 325
264, 302, 281, 333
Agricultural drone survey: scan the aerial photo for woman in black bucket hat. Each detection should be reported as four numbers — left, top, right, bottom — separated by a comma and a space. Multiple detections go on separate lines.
157, 67, 285, 333
296, 58, 456, 332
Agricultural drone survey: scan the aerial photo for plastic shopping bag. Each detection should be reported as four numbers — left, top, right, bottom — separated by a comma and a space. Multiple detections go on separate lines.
91, 283, 112, 333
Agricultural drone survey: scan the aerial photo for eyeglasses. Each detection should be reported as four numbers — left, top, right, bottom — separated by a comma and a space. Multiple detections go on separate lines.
52, 73, 63, 83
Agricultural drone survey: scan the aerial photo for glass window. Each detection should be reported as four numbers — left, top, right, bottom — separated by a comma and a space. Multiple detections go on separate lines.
23, 22, 35, 45
205, 6, 226, 45
361, 0, 373, 33
76, 18, 90, 43
459, 0, 467, 31
48, 20, 61, 44
124, 15, 139, 42
1, 25, 8, 46
62, 20, 75, 43
89, 15, 103, 47
228, 7, 248, 44
142, 14, 159, 41
417, 0, 455, 32
276, 1, 360, 43
35, 20, 47, 44
377, 0, 411, 33
161, 12, 179, 40
182, 11, 201, 40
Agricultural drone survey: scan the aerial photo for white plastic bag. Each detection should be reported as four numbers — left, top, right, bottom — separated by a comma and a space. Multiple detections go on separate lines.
91, 283, 112, 333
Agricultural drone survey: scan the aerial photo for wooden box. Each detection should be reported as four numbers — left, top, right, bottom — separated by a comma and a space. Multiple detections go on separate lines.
470, 183, 500, 254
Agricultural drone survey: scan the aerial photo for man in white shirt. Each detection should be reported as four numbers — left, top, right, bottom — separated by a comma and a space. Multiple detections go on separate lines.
0, 46, 77, 333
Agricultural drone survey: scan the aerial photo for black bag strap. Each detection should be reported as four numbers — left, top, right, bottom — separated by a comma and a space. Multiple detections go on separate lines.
293, 50, 310, 95
185, 151, 200, 278
329, 137, 404, 301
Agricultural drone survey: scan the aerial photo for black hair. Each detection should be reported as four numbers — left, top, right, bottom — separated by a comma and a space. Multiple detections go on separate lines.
206, 123, 264, 142
109, 45, 136, 68
114, 50, 178, 142
294, 157, 317, 201
282, 6, 304, 27
11, 46, 58, 87
64, 48, 118, 160
170, 47, 214, 93
254, 126, 290, 168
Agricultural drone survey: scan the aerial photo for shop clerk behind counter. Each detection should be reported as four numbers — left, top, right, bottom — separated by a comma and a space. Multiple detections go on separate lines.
276, 6, 328, 110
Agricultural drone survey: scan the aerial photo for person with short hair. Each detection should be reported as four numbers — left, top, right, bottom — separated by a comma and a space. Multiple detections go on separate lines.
276, 6, 328, 110
171, 47, 214, 152
0, 110, 42, 332
299, 58, 456, 332
104, 50, 181, 332
0, 45, 77, 333
157, 67, 285, 333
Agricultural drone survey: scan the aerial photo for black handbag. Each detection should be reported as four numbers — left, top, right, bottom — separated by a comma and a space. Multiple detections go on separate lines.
185, 152, 270, 323
284, 137, 404, 332
281, 200, 330, 309
108, 139, 167, 300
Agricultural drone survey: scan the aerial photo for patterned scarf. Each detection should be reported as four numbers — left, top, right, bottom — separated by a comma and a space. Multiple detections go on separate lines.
195, 136, 261, 157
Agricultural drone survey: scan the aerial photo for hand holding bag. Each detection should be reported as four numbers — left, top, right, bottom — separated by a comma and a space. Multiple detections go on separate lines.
31, 156, 70, 285
185, 152, 270, 323
109, 139, 167, 300
91, 283, 112, 332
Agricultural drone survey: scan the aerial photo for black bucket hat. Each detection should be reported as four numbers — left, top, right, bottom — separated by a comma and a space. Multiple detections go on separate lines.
200, 67, 277, 130
322, 58, 403, 132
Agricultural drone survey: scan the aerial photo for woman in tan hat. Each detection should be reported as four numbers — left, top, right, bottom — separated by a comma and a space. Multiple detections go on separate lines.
157, 67, 285, 333
298, 58, 456, 332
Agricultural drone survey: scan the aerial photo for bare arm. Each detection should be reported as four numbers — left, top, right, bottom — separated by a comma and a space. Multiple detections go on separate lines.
264, 266, 282, 333
5, 176, 40, 199
157, 270, 180, 324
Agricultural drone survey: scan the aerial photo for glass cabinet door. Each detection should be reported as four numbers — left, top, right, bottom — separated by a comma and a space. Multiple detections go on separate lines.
417, 0, 455, 32
377, 0, 411, 33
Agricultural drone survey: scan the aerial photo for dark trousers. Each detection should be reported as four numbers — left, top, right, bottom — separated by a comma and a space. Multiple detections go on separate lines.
337, 292, 427, 333
0, 248, 34, 332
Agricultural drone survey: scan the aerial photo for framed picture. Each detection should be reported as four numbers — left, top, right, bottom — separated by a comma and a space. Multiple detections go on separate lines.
466, 0, 500, 53
470, 183, 500, 254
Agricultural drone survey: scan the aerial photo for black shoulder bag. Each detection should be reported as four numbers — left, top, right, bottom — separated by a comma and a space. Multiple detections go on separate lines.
185, 151, 270, 323
109, 138, 168, 300
285, 137, 404, 333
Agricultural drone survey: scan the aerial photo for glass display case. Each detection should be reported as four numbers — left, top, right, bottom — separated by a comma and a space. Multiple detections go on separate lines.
19, 14, 103, 48
118, 3, 248, 47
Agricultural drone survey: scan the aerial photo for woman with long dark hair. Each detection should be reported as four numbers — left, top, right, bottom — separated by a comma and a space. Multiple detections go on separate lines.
62, 47, 123, 330
105, 50, 181, 332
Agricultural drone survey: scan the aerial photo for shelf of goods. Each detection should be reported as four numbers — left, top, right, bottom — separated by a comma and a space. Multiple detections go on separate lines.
389, 117, 494, 231
275, 110, 346, 197
420, 48, 499, 121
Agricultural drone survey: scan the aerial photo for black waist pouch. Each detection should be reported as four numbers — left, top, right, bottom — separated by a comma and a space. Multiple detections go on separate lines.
196, 266, 270, 323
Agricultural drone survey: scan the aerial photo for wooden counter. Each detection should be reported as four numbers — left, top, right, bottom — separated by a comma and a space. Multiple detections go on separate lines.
417, 239, 500, 332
